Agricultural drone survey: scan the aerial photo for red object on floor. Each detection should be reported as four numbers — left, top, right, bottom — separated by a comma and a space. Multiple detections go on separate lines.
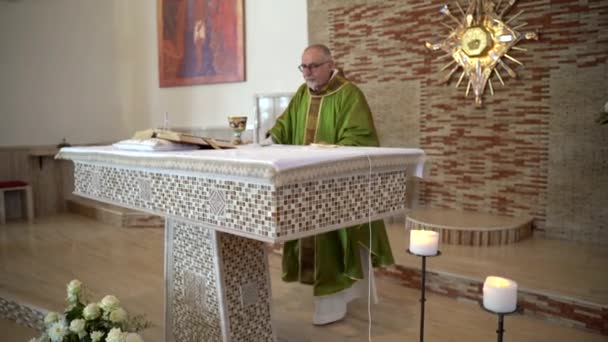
0, 180, 29, 189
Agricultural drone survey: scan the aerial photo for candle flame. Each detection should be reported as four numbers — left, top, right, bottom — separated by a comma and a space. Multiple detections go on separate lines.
412, 230, 438, 238
494, 278, 510, 287
485, 276, 514, 288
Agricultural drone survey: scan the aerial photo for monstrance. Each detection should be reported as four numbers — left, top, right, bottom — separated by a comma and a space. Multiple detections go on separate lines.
425, 0, 539, 107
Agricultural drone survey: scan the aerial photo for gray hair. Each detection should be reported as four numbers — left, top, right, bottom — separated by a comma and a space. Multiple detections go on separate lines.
305, 44, 332, 60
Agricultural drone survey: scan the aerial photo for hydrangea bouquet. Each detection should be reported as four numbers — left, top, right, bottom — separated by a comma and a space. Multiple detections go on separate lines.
29, 279, 149, 342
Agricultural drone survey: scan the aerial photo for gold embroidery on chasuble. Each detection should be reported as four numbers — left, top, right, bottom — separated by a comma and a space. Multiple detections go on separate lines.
299, 95, 322, 284
304, 97, 323, 145
298, 75, 349, 285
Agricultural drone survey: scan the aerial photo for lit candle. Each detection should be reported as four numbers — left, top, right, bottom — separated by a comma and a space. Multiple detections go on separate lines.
483, 276, 518, 313
409, 230, 439, 256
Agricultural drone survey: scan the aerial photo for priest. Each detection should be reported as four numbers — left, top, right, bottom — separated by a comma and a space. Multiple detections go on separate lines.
267, 44, 395, 325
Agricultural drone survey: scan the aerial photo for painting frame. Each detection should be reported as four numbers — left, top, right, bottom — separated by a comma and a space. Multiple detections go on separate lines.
157, 0, 245, 87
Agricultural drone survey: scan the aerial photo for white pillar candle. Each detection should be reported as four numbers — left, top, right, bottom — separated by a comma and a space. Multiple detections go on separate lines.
483, 276, 518, 313
409, 230, 439, 256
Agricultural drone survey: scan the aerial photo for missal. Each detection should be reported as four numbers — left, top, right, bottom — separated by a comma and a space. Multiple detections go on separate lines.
133, 129, 235, 150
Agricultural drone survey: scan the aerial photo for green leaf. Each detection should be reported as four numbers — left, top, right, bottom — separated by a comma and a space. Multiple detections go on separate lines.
65, 302, 85, 322
63, 332, 79, 342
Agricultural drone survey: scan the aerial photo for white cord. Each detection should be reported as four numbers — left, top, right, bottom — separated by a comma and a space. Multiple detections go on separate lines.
366, 154, 373, 342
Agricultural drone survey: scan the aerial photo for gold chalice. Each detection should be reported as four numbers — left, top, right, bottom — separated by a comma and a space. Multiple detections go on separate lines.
228, 116, 248, 145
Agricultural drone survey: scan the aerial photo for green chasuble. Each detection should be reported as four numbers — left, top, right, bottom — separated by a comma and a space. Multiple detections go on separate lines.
268, 73, 395, 296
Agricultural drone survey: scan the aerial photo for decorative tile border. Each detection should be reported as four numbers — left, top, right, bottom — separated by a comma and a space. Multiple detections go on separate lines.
73, 163, 407, 242
275, 172, 406, 237
0, 296, 45, 332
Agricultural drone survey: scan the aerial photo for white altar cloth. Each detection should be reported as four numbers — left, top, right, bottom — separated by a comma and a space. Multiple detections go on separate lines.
57, 144, 425, 185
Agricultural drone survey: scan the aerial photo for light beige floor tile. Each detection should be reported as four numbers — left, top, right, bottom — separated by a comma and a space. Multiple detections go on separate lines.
1, 214, 605, 341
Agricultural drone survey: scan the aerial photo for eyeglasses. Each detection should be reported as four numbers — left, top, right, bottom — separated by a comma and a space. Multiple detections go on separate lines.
298, 61, 330, 72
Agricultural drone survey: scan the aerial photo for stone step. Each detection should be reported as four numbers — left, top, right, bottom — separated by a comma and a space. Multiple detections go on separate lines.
67, 196, 164, 228
406, 208, 533, 246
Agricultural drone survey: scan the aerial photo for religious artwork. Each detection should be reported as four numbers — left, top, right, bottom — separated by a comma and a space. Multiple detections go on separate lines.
425, 0, 538, 106
157, 0, 245, 87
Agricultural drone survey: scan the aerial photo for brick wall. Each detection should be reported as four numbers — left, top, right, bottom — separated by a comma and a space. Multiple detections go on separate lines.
308, 0, 608, 243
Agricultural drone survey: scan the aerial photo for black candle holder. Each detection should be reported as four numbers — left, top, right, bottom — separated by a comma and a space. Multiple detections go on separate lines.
407, 249, 441, 342
480, 304, 520, 342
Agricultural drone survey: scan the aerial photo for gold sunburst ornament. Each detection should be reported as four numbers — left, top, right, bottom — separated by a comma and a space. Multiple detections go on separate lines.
425, 0, 538, 107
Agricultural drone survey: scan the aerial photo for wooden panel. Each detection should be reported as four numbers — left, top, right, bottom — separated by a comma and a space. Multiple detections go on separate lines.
0, 146, 74, 218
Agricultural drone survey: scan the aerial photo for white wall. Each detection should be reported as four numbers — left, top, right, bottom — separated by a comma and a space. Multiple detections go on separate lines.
0, 0, 307, 146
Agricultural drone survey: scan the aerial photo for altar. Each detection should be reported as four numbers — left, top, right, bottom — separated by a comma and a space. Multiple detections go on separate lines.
57, 144, 425, 342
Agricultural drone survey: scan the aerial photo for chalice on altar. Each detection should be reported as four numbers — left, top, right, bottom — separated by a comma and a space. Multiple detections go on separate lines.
228, 116, 248, 145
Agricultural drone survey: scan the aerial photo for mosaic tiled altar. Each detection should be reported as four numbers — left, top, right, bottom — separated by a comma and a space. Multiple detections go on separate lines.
73, 163, 408, 242
61, 147, 423, 342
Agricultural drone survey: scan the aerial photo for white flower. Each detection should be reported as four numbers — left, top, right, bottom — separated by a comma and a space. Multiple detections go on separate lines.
109, 307, 127, 323
67, 293, 78, 304
90, 331, 104, 342
69, 318, 86, 335
100, 295, 120, 312
43, 311, 60, 326
125, 333, 144, 342
83, 303, 101, 320
106, 327, 125, 342
67, 279, 82, 294
66, 279, 82, 303
604, 101, 608, 113
47, 321, 68, 342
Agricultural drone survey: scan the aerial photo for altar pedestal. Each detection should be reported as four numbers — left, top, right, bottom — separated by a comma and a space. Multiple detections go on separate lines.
57, 145, 425, 342
165, 220, 272, 341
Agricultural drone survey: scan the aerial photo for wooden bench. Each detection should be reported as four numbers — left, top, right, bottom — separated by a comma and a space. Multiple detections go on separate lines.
0, 180, 34, 224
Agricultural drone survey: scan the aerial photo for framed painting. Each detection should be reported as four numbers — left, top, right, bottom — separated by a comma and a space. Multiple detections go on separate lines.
157, 0, 245, 87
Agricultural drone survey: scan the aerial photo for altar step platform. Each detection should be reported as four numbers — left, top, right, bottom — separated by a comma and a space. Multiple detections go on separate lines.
405, 208, 533, 246
66, 195, 164, 228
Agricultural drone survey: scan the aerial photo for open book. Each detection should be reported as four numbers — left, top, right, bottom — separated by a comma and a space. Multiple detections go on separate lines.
133, 129, 235, 149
